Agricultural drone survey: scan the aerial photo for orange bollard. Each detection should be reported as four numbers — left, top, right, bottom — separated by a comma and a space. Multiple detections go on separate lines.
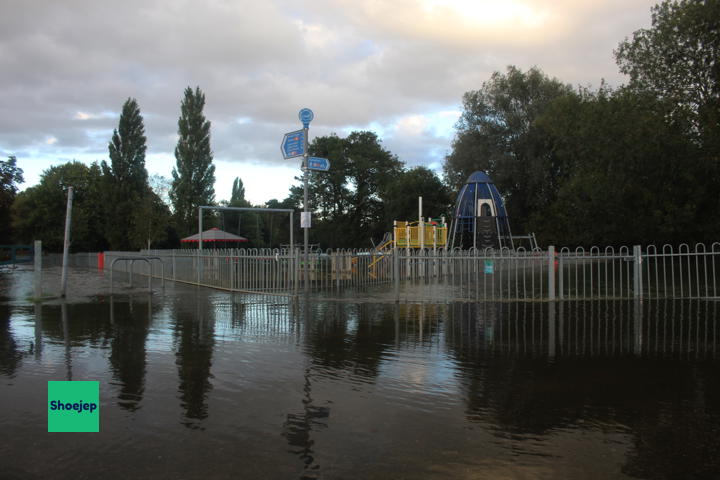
98, 252, 105, 271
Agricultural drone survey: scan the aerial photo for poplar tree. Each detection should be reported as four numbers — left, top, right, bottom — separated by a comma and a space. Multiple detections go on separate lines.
101, 97, 149, 250
170, 87, 216, 236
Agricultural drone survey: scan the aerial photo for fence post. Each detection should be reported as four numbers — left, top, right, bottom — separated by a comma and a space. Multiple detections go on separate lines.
393, 249, 400, 302
33, 240, 42, 299
548, 299, 556, 358
405, 224, 411, 279
633, 245, 643, 299
558, 254, 564, 300
547, 245, 555, 300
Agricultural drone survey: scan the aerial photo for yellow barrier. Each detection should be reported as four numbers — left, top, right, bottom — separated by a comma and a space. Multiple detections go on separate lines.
394, 221, 447, 248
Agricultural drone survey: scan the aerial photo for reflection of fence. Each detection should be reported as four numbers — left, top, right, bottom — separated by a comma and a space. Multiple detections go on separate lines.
445, 299, 719, 358
91, 243, 720, 301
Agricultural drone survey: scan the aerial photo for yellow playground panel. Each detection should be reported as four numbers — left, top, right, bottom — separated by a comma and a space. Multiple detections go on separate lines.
368, 219, 447, 278
394, 220, 447, 248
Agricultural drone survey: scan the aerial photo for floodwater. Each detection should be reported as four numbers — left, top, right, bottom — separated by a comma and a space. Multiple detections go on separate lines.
1, 267, 719, 479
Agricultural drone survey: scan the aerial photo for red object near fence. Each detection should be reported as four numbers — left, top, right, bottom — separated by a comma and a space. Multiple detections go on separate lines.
98, 252, 104, 271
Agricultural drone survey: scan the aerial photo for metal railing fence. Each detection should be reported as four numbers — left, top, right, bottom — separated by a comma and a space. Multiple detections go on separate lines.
556, 243, 720, 300
90, 243, 720, 301
395, 248, 549, 302
0, 245, 34, 266
42, 252, 99, 269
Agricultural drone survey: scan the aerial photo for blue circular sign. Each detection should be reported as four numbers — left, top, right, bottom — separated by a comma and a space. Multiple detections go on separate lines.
299, 108, 314, 125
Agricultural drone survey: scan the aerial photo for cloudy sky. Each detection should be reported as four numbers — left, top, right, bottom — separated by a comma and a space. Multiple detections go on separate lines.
0, 0, 654, 204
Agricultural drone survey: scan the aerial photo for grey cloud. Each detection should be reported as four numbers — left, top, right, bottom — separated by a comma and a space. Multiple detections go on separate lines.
1, 0, 656, 193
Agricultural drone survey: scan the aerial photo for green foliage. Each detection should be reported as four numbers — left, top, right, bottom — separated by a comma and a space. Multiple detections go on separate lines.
106, 98, 148, 191
444, 55, 720, 246
615, 0, 720, 147
101, 97, 150, 250
381, 167, 451, 226
615, 0, 720, 237
286, 131, 403, 247
12, 162, 106, 252
444, 66, 575, 234
230, 177, 246, 205
0, 155, 24, 242
170, 86, 216, 237
220, 177, 262, 247
537, 87, 707, 246
131, 188, 172, 250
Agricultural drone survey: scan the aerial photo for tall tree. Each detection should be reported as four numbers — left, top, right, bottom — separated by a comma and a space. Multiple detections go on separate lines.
0, 155, 24, 242
615, 0, 720, 243
222, 177, 260, 246
615, 0, 720, 147
101, 98, 149, 250
12, 161, 106, 252
444, 66, 575, 234
536, 87, 705, 246
170, 86, 216, 236
286, 131, 403, 247
230, 177, 246, 205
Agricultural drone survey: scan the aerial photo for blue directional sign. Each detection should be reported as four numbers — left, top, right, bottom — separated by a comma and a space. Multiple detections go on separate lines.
307, 157, 330, 172
281, 130, 305, 159
299, 108, 314, 126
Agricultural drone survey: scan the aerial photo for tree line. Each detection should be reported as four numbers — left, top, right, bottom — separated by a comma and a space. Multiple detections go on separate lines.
2, 87, 217, 252
1, 0, 717, 250
446, 0, 719, 247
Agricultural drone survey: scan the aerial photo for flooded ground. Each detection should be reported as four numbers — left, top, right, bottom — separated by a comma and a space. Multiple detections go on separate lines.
1, 267, 719, 479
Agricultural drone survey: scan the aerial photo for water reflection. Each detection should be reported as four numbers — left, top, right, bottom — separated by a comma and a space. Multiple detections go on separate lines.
172, 290, 216, 427
108, 294, 152, 410
443, 300, 720, 479
33, 303, 41, 361
0, 304, 22, 376
39, 302, 114, 347
282, 366, 328, 480
2, 283, 720, 479
443, 300, 719, 359
302, 303, 399, 379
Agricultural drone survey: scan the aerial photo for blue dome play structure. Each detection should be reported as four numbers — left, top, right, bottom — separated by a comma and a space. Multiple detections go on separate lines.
448, 171, 514, 250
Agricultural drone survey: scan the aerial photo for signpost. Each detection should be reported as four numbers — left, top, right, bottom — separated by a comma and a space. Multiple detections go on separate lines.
281, 108, 328, 292
307, 157, 330, 172
281, 130, 305, 159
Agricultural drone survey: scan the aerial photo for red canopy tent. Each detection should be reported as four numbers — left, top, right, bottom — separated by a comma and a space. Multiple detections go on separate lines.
181, 227, 249, 247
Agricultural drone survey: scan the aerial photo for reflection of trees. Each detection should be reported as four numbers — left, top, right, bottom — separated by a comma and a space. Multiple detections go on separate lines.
446, 301, 571, 434
37, 303, 114, 344
108, 295, 152, 411
445, 299, 720, 477
0, 304, 22, 376
173, 291, 215, 427
302, 303, 406, 378
282, 300, 414, 479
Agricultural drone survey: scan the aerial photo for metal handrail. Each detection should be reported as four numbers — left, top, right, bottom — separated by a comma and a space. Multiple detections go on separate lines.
109, 256, 164, 294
